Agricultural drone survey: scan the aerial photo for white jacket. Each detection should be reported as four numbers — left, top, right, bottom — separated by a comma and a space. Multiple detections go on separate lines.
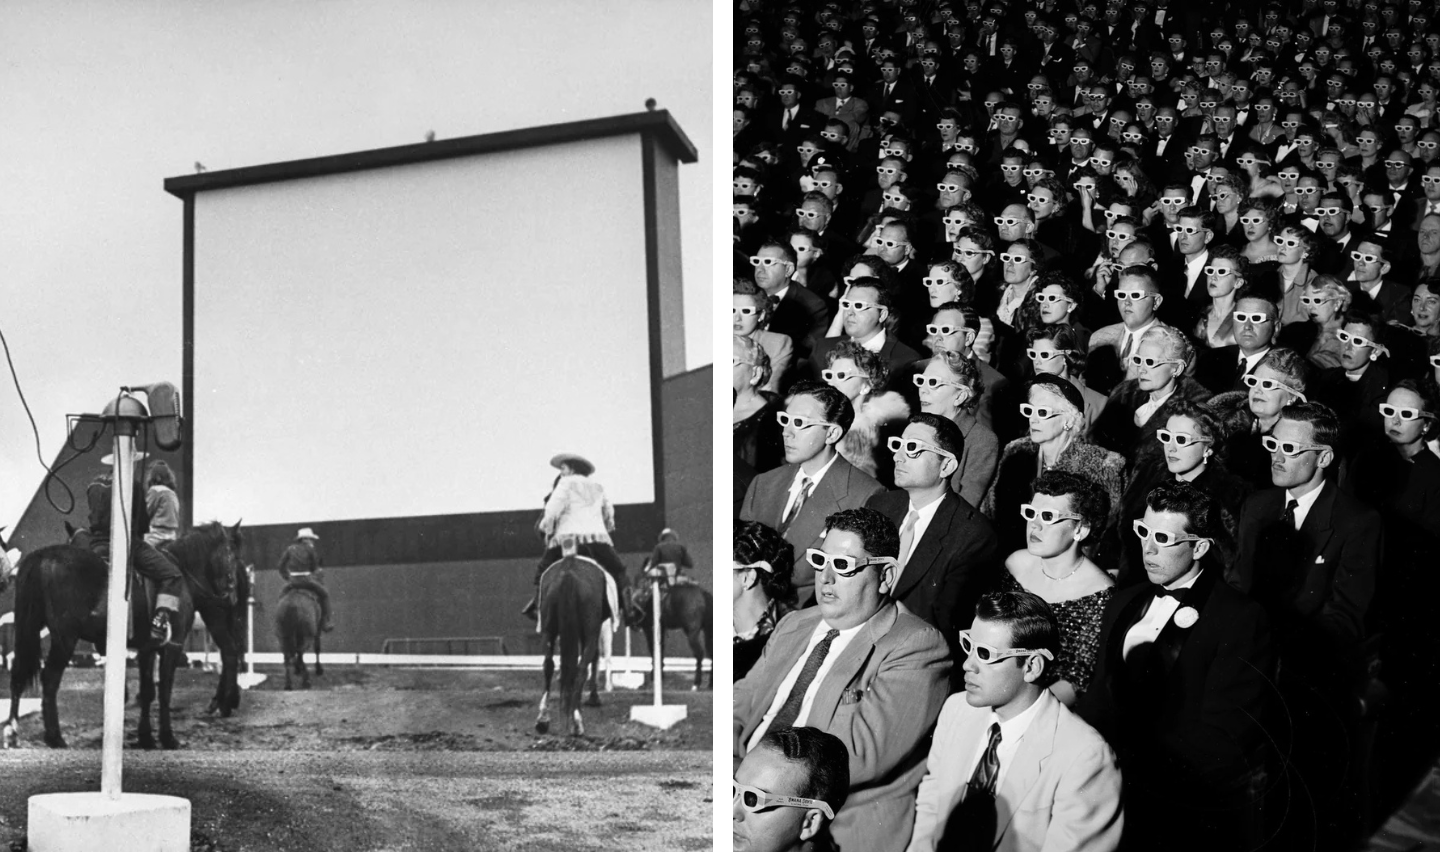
539, 475, 615, 547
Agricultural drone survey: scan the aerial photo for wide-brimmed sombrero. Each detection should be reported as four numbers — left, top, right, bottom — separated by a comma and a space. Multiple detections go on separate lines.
549, 453, 595, 476
99, 451, 148, 466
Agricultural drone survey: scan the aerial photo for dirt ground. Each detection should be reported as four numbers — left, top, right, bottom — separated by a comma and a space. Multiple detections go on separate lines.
0, 664, 713, 851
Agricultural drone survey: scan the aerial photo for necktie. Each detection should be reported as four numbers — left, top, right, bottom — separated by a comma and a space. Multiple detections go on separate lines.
782, 108, 791, 131
770, 629, 841, 731
1281, 497, 1299, 530
780, 477, 813, 535
886, 82, 894, 99
898, 510, 919, 568
1154, 585, 1188, 603
970, 723, 1003, 796
1120, 331, 1134, 364
1235, 356, 1248, 384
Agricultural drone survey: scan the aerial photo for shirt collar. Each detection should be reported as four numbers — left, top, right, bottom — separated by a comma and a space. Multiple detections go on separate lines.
1285, 481, 1327, 518
988, 688, 1050, 743
795, 451, 840, 488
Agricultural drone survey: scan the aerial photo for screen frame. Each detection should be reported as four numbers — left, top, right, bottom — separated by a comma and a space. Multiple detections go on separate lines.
164, 111, 696, 560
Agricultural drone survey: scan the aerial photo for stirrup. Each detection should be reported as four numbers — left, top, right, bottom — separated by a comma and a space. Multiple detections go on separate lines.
151, 611, 172, 644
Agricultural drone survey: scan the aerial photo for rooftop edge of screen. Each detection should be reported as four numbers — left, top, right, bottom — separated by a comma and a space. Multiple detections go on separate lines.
161, 109, 697, 198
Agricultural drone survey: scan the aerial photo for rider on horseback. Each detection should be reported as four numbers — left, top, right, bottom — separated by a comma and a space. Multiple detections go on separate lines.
86, 461, 185, 642
646, 527, 694, 586
521, 453, 628, 620
277, 528, 332, 633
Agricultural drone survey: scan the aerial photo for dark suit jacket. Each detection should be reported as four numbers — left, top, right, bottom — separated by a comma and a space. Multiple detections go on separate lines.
1076, 566, 1275, 829
769, 283, 833, 363
738, 456, 886, 603
865, 489, 1000, 643
1231, 482, 1381, 669
1353, 278, 1415, 326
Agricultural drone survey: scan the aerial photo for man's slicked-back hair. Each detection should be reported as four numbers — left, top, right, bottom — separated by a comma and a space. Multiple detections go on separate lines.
1144, 480, 1224, 542
823, 507, 900, 559
786, 380, 856, 434
756, 726, 851, 814
1280, 401, 1341, 449
973, 590, 1061, 682
908, 412, 967, 463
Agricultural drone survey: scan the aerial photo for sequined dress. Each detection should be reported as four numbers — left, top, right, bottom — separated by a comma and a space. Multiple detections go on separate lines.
999, 571, 1113, 698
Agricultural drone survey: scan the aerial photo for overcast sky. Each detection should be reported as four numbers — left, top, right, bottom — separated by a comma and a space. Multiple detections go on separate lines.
0, 0, 713, 530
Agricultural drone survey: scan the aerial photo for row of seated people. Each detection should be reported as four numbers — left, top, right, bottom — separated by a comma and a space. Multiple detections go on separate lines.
734, 377, 1440, 851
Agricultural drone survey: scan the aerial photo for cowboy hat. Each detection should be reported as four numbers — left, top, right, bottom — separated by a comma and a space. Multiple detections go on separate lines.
549, 453, 595, 476
296, 527, 320, 541
99, 451, 148, 466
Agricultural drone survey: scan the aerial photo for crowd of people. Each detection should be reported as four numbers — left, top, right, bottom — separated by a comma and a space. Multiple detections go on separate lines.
731, 1, 1440, 850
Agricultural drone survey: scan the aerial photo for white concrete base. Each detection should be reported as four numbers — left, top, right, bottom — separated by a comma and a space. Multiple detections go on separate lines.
611, 671, 645, 690
29, 792, 190, 852
236, 672, 268, 689
630, 704, 687, 729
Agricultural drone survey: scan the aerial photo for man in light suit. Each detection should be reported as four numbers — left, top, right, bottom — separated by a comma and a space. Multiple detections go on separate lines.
1076, 481, 1275, 852
815, 71, 870, 152
866, 413, 1000, 652
908, 591, 1123, 852
734, 507, 951, 852
740, 381, 885, 604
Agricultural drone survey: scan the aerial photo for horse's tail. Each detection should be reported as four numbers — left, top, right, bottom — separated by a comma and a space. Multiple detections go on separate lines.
556, 573, 582, 713
10, 551, 46, 698
703, 591, 713, 659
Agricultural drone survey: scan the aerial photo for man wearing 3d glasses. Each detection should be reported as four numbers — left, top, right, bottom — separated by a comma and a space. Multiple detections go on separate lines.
1231, 401, 1381, 851
734, 507, 950, 852
908, 590, 1122, 852
1077, 481, 1274, 852
734, 726, 850, 852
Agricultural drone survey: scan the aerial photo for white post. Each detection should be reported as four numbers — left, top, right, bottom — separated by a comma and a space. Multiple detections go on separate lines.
237, 565, 265, 689
650, 576, 663, 706
101, 430, 134, 799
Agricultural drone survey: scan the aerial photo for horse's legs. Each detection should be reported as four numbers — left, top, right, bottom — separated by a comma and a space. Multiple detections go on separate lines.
536, 635, 555, 735
202, 607, 239, 717
687, 627, 706, 691
282, 651, 294, 691
574, 629, 601, 736
40, 634, 77, 749
156, 645, 180, 749
313, 625, 323, 678
137, 648, 157, 750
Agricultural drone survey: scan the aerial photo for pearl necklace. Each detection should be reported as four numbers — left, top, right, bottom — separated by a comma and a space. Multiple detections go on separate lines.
1042, 555, 1085, 581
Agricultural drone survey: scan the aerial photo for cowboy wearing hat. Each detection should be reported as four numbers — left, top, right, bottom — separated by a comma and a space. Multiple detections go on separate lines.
521, 453, 630, 620
86, 453, 186, 642
277, 527, 333, 632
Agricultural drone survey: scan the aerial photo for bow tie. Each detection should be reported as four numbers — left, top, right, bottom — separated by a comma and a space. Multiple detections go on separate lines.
1154, 586, 1189, 603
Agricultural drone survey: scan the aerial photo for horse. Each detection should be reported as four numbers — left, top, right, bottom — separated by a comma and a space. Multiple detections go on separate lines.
274, 585, 323, 690
535, 552, 608, 737
64, 520, 248, 720
3, 521, 243, 749
625, 578, 712, 691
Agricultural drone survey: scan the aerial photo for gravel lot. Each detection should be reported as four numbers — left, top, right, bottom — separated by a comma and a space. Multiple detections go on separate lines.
0, 665, 712, 851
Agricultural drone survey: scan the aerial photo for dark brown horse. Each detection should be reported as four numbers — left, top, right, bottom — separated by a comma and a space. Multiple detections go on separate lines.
274, 586, 323, 690
3, 522, 243, 749
626, 580, 712, 691
535, 553, 607, 736
64, 521, 248, 720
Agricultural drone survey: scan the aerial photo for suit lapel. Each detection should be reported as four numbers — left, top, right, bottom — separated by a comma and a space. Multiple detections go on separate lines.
995, 694, 1059, 840
1298, 482, 1335, 558
742, 609, 823, 745
892, 495, 954, 600
809, 604, 895, 730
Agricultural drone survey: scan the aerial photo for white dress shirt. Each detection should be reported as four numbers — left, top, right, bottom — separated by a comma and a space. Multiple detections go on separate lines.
897, 492, 946, 576
747, 616, 868, 750
1123, 570, 1203, 659
783, 453, 840, 521
1285, 481, 1326, 530
959, 691, 1048, 789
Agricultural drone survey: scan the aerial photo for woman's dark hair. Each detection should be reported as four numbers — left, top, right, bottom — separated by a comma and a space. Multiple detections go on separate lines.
146, 460, 177, 490
1032, 469, 1110, 531
1025, 323, 1088, 377
734, 521, 797, 606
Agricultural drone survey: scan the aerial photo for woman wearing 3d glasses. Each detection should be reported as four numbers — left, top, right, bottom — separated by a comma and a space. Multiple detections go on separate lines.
993, 470, 1115, 705
822, 341, 909, 481
982, 374, 1124, 554
1092, 324, 1212, 479
733, 521, 798, 682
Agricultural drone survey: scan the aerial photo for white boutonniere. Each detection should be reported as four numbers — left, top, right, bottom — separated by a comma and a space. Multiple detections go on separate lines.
1173, 607, 1199, 629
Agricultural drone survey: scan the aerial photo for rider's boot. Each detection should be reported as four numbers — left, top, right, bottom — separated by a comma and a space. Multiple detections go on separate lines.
520, 595, 538, 621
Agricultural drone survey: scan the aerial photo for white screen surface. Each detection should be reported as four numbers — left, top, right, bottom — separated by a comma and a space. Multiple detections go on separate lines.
191, 134, 656, 525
